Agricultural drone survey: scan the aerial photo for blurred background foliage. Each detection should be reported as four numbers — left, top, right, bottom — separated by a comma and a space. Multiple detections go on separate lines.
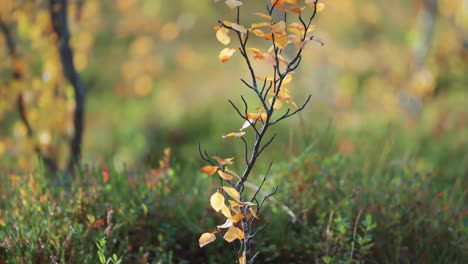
0, 0, 467, 262
0, 0, 466, 174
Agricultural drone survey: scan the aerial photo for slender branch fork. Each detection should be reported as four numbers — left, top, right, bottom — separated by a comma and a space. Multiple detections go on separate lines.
199, 1, 320, 262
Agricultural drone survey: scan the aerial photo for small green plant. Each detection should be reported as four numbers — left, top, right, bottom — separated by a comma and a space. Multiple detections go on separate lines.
96, 237, 122, 264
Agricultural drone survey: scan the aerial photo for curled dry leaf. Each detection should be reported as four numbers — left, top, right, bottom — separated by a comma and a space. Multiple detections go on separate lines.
231, 23, 247, 33
220, 204, 232, 218
222, 186, 241, 201
224, 226, 244, 242
218, 170, 234, 180
217, 218, 234, 229
216, 27, 230, 45
249, 207, 260, 219
219, 48, 236, 63
210, 191, 225, 212
199, 232, 216, 248
201, 165, 218, 175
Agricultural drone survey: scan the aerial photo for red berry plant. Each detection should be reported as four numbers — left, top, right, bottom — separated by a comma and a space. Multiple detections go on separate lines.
198, 1, 325, 263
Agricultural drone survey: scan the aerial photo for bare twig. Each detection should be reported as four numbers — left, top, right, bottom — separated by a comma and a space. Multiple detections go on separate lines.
349, 208, 364, 261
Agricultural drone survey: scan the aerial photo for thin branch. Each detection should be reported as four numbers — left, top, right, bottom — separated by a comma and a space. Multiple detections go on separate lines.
50, 0, 86, 173
250, 161, 273, 203
258, 185, 279, 211
249, 223, 269, 239
198, 143, 215, 165
241, 137, 249, 165
269, 94, 312, 125
349, 208, 364, 262
256, 133, 277, 157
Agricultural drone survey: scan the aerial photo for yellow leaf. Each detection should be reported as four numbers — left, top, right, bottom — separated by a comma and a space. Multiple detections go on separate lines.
249, 207, 260, 220
287, 27, 303, 36
224, 226, 244, 242
225, 0, 243, 9
307, 1, 324, 12
216, 27, 230, 45
218, 170, 233, 180
210, 192, 225, 212
268, 97, 283, 110
274, 34, 289, 49
268, 21, 286, 34
251, 22, 269, 29
228, 200, 242, 207
201, 165, 218, 175
220, 204, 232, 218
231, 23, 247, 33
231, 212, 245, 222
316, 3, 325, 12
239, 253, 247, 264
199, 232, 216, 248
252, 29, 265, 37
255, 13, 272, 20
245, 112, 267, 122
222, 131, 245, 138
219, 48, 236, 63
283, 74, 293, 85
222, 186, 241, 201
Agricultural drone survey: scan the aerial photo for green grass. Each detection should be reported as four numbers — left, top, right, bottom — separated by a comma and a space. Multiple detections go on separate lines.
0, 123, 466, 263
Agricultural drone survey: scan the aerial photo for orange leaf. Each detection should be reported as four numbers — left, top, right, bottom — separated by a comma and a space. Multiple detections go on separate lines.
224, 226, 244, 242
102, 168, 110, 184
199, 232, 216, 248
219, 48, 236, 63
210, 192, 225, 212
271, 0, 285, 8
231, 212, 245, 222
213, 156, 234, 165
283, 7, 303, 14
201, 165, 218, 175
